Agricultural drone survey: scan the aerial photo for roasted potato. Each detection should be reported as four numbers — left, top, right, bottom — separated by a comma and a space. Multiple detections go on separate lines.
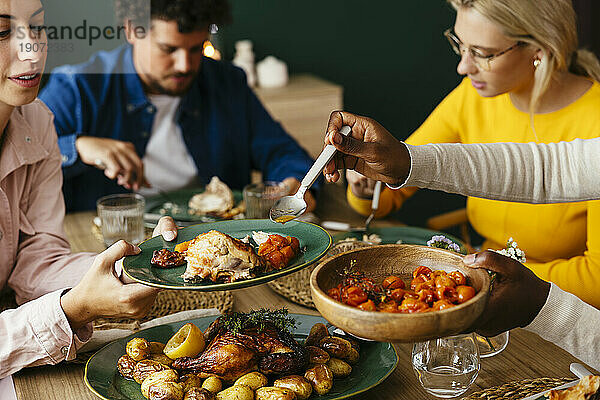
148, 353, 174, 366
180, 374, 203, 392
319, 336, 352, 359
304, 323, 328, 347
117, 354, 137, 379
184, 387, 215, 400
201, 376, 223, 393
345, 348, 360, 365
273, 375, 312, 400
141, 369, 179, 398
255, 386, 296, 400
332, 335, 360, 352
304, 364, 333, 396
134, 360, 171, 384
149, 342, 166, 354
306, 346, 330, 364
326, 358, 352, 378
215, 384, 254, 400
127, 337, 151, 361
234, 371, 268, 390
148, 381, 184, 400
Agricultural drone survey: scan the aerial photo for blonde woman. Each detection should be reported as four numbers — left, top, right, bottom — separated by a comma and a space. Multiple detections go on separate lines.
347, 0, 600, 308
0, 0, 177, 378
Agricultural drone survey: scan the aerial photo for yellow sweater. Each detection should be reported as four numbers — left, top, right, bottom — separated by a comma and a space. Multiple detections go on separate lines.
348, 78, 600, 308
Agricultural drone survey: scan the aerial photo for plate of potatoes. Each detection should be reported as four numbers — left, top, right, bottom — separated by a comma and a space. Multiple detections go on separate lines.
85, 313, 398, 400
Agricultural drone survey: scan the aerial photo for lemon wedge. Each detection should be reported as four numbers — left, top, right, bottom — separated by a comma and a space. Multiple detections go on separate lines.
163, 323, 205, 359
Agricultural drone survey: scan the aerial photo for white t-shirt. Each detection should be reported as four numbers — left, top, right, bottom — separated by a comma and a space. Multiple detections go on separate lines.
138, 95, 199, 196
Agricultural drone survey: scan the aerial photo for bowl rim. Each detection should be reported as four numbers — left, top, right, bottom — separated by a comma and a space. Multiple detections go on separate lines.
310, 243, 490, 318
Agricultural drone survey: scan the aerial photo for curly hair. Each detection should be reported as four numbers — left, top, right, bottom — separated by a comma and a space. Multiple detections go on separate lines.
115, 0, 232, 33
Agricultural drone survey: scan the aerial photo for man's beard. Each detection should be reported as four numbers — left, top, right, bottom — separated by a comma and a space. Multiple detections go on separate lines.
145, 73, 196, 96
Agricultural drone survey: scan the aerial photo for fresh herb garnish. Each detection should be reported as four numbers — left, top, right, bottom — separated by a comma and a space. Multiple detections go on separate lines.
219, 308, 296, 335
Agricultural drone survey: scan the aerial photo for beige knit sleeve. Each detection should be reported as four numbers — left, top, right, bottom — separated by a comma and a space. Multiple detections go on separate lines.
401, 138, 600, 203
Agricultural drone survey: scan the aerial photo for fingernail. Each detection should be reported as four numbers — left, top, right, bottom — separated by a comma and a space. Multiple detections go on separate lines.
333, 132, 342, 144
133, 245, 142, 253
163, 231, 176, 241
463, 254, 476, 265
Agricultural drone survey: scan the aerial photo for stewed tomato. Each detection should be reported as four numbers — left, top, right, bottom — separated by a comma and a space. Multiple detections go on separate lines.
358, 299, 377, 311
342, 286, 368, 307
456, 285, 476, 303
382, 275, 405, 290
398, 298, 429, 313
432, 299, 454, 311
413, 265, 432, 279
448, 271, 467, 286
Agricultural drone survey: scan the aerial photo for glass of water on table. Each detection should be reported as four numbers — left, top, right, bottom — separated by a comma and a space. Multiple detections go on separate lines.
97, 193, 145, 247
412, 333, 480, 398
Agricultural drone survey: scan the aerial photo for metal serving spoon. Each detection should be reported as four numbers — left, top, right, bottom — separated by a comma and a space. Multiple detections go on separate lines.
270, 125, 352, 223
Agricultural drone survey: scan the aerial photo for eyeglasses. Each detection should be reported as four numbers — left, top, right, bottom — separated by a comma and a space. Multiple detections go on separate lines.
444, 28, 525, 71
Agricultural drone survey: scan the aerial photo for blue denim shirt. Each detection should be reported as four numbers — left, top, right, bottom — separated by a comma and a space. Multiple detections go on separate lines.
40, 45, 318, 211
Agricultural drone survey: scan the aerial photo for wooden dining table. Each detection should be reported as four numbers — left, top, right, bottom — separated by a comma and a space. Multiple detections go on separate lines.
11, 184, 598, 399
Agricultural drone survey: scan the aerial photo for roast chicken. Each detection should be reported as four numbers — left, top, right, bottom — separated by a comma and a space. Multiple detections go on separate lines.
172, 315, 309, 382
181, 230, 265, 283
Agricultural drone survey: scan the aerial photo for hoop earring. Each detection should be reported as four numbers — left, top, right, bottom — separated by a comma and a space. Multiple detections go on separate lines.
533, 59, 541, 68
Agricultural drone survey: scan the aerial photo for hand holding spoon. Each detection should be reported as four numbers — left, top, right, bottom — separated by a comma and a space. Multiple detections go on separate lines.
270, 125, 352, 223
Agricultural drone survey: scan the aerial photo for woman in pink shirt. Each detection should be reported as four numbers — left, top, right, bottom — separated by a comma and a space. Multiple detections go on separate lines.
0, 0, 177, 378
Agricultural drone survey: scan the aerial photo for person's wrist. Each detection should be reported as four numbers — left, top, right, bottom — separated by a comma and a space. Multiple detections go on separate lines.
523, 280, 551, 327
60, 287, 95, 331
389, 141, 411, 187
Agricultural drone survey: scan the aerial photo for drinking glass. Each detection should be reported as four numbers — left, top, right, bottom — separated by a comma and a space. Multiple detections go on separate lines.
412, 334, 480, 398
243, 181, 288, 218
475, 331, 510, 358
97, 193, 145, 247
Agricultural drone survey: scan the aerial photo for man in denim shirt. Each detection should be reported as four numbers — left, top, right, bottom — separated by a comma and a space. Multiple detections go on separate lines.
40, 0, 317, 212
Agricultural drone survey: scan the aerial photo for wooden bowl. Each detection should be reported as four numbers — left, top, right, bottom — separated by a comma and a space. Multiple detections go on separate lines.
310, 244, 490, 343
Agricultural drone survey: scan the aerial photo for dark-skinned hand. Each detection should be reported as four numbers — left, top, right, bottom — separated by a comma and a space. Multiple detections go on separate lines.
322, 111, 411, 186
463, 250, 550, 337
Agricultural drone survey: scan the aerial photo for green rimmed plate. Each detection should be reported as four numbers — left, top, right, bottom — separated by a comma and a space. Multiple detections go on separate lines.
84, 313, 398, 400
144, 188, 244, 222
123, 219, 331, 291
334, 226, 466, 254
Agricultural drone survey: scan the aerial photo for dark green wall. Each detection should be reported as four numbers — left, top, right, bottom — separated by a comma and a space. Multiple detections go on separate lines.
221, 1, 468, 230
221, 0, 461, 141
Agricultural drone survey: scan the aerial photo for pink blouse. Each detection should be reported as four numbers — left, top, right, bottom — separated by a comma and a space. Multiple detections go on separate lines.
0, 100, 95, 378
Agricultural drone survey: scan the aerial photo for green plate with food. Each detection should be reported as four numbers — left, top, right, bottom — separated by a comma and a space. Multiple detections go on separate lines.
84, 312, 399, 400
333, 226, 466, 254
123, 219, 331, 291
144, 178, 244, 223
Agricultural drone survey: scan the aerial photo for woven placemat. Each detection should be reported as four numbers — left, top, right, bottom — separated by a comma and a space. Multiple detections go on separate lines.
268, 239, 374, 308
93, 289, 233, 331
462, 377, 573, 400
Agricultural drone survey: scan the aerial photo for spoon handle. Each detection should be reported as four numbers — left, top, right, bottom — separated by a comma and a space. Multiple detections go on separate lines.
298, 125, 352, 195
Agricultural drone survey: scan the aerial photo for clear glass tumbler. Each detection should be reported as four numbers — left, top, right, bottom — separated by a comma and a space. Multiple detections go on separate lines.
243, 181, 288, 219
475, 331, 510, 358
97, 193, 145, 247
412, 333, 480, 398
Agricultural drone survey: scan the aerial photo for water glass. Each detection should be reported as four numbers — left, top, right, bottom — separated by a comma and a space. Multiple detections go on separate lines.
475, 331, 510, 358
243, 181, 288, 218
97, 194, 145, 247
412, 334, 480, 398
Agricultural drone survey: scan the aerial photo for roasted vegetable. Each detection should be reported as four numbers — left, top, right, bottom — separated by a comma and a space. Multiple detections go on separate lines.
304, 364, 333, 396
148, 381, 184, 400
306, 346, 330, 364
326, 358, 352, 378
179, 374, 202, 392
148, 353, 174, 367
141, 369, 179, 398
201, 377, 222, 393
184, 387, 215, 400
134, 360, 171, 384
346, 348, 360, 365
127, 337, 151, 361
319, 336, 352, 359
215, 384, 254, 400
149, 342, 166, 354
255, 386, 297, 400
117, 355, 137, 379
234, 371, 268, 390
304, 323, 328, 347
273, 375, 312, 400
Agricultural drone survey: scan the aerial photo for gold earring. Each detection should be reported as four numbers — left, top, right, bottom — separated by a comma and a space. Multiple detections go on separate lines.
533, 59, 541, 68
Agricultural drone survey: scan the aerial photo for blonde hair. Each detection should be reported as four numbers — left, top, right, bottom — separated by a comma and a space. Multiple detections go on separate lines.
448, 0, 600, 121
